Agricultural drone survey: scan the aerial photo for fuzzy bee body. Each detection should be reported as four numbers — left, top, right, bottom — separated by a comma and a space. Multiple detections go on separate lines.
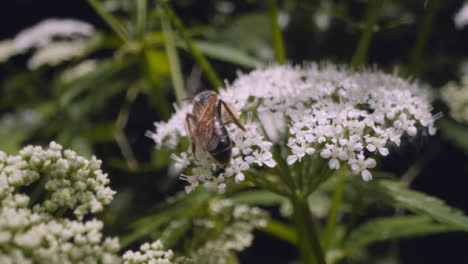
185, 91, 245, 165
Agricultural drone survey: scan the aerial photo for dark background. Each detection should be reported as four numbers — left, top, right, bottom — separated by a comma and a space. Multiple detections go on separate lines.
1, 0, 467, 263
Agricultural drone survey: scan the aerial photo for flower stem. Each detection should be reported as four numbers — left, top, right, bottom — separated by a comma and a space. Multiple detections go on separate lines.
292, 195, 326, 264
86, 0, 130, 43
136, 0, 147, 39
408, 0, 440, 76
267, 0, 286, 64
160, 8, 186, 105
261, 219, 297, 245
159, 1, 223, 90
350, 0, 383, 69
323, 164, 347, 252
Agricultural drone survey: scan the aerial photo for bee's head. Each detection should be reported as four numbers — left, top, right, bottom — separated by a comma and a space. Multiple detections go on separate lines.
194, 90, 217, 106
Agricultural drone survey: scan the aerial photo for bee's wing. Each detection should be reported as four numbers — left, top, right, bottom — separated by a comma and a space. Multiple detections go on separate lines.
196, 95, 219, 151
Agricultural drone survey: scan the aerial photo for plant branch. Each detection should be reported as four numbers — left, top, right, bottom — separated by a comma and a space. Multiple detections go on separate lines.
351, 0, 383, 69
86, 0, 130, 43
137, 0, 148, 38
260, 219, 297, 245
323, 164, 347, 251
159, 0, 223, 90
408, 0, 440, 76
160, 8, 186, 105
292, 195, 326, 264
114, 83, 140, 170
267, 0, 286, 64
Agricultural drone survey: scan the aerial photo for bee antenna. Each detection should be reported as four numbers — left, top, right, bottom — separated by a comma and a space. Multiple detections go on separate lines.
183, 96, 194, 101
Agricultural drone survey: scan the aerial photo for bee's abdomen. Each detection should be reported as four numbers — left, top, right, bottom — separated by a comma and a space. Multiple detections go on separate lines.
210, 138, 232, 165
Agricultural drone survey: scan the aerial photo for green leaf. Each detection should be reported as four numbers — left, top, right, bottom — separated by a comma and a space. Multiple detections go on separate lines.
440, 118, 468, 155
178, 40, 266, 69
229, 190, 286, 206
345, 215, 458, 254
357, 179, 468, 231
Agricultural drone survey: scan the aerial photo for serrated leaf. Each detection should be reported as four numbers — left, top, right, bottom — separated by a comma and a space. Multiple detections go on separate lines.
357, 179, 468, 232
345, 215, 458, 253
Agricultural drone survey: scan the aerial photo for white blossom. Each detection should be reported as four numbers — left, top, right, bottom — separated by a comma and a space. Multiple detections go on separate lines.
0, 18, 94, 64
0, 142, 120, 264
149, 64, 436, 192
13, 19, 94, 53
0, 40, 14, 63
59, 59, 97, 83
455, 2, 468, 29
27, 42, 86, 70
123, 240, 174, 264
184, 199, 267, 264
441, 76, 468, 124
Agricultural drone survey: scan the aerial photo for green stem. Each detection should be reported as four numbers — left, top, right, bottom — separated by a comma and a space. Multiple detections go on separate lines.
143, 49, 171, 119
86, 0, 130, 43
260, 219, 297, 245
160, 8, 186, 105
323, 165, 347, 252
292, 195, 326, 264
408, 0, 440, 76
350, 0, 383, 69
159, 1, 223, 90
267, 0, 286, 64
244, 171, 292, 198
136, 0, 148, 38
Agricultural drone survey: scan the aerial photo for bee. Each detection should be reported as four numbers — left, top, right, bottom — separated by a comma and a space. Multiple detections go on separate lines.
185, 91, 246, 165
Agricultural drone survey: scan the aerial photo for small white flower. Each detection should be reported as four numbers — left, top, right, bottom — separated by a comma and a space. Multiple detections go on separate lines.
224, 157, 249, 183
287, 142, 315, 165
349, 153, 376, 181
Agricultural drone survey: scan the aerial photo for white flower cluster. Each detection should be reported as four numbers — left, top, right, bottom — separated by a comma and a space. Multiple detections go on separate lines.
455, 2, 468, 29
441, 76, 468, 124
13, 19, 94, 53
0, 141, 115, 219
123, 240, 174, 264
0, 18, 94, 67
0, 142, 120, 264
149, 64, 436, 191
60, 59, 98, 83
27, 42, 86, 70
184, 199, 267, 264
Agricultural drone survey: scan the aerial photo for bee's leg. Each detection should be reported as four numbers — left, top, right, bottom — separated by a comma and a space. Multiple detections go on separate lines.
185, 114, 198, 157
220, 100, 246, 132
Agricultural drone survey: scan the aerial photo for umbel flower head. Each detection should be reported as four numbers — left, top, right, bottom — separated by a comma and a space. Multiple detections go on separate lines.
0, 142, 120, 264
124, 199, 267, 264
148, 64, 436, 193
441, 75, 468, 124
